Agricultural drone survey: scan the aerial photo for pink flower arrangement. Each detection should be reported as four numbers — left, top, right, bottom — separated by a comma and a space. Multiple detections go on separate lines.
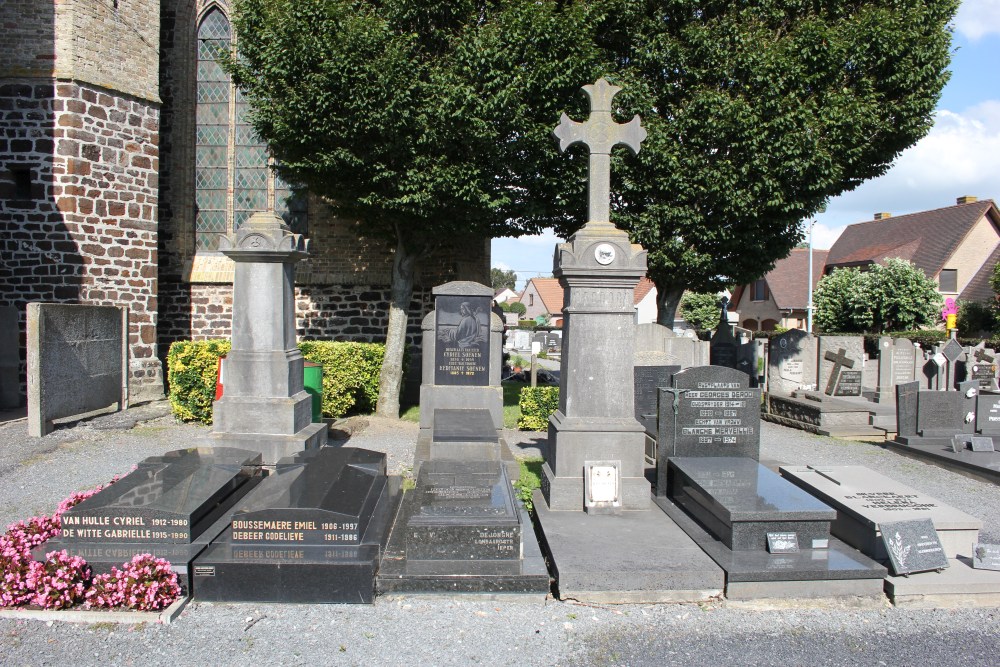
86, 554, 180, 611
0, 471, 181, 612
25, 550, 90, 610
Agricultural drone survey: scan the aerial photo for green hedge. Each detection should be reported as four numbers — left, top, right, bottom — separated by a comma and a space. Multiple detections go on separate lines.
167, 339, 388, 424
517, 386, 559, 431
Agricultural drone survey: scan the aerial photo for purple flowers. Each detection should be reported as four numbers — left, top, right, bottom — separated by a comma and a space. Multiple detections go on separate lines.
0, 474, 180, 611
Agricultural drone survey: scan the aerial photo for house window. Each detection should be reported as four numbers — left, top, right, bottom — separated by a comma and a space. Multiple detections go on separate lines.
528, 294, 534, 307
195, 8, 305, 252
939, 269, 957, 293
751, 280, 768, 301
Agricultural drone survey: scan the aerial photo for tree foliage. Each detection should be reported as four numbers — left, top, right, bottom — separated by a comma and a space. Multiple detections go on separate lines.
679, 291, 722, 331
227, 0, 956, 409
813, 259, 941, 333
601, 0, 957, 325
491, 268, 518, 291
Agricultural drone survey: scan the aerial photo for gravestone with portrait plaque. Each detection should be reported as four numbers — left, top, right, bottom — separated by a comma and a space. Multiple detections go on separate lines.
38, 447, 263, 595
193, 447, 400, 603
767, 329, 817, 396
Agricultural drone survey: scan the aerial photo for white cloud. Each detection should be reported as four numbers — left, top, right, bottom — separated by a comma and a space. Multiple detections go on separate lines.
954, 0, 1000, 41
814, 101, 1000, 247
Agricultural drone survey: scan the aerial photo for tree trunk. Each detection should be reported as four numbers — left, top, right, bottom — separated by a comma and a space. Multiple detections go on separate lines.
655, 283, 685, 328
375, 236, 417, 418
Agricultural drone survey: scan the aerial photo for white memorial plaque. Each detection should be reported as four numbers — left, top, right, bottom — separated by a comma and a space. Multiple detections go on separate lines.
584, 460, 621, 513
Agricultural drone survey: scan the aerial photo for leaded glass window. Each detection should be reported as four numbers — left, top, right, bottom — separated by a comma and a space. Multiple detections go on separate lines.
195, 8, 306, 251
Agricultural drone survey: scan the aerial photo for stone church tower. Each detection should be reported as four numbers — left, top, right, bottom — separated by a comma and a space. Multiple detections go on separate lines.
0, 0, 488, 406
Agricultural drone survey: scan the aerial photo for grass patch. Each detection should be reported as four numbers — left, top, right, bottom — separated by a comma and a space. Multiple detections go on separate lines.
400, 404, 420, 423
513, 456, 544, 511
502, 380, 527, 429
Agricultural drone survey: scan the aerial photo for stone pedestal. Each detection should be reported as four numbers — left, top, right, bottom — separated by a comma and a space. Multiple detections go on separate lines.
542, 222, 650, 511
209, 212, 327, 463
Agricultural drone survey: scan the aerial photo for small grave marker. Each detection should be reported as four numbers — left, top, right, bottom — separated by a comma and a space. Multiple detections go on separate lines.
880, 518, 949, 576
973, 543, 1000, 571
766, 532, 800, 554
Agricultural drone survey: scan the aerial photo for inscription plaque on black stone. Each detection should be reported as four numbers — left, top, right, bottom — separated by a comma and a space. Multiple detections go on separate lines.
59, 447, 261, 544
971, 363, 997, 389
973, 543, 1000, 571
833, 370, 863, 397
896, 381, 920, 439
879, 518, 949, 575
767, 532, 800, 554
434, 294, 491, 386
229, 447, 387, 546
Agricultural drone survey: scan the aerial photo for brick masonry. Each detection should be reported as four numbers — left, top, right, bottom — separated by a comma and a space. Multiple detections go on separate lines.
0, 79, 164, 402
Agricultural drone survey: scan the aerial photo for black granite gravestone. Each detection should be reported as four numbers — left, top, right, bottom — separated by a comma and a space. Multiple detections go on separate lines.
879, 518, 949, 575
656, 366, 761, 494
976, 391, 1000, 436
429, 408, 503, 460
895, 381, 920, 439
434, 294, 491, 386
193, 447, 399, 603
39, 447, 263, 594
667, 457, 836, 551
633, 365, 680, 434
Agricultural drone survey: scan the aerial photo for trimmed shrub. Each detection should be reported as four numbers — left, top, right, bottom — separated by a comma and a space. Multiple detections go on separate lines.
298, 341, 386, 418
167, 339, 390, 424
167, 339, 231, 424
518, 386, 559, 431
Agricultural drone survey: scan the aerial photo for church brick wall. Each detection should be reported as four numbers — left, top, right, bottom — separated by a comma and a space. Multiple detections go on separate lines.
0, 79, 164, 402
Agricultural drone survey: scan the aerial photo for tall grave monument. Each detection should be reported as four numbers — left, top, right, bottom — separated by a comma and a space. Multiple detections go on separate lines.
209, 212, 327, 463
542, 78, 650, 512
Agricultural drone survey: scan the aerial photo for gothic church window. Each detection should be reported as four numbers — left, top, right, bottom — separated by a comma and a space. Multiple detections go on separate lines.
195, 8, 305, 252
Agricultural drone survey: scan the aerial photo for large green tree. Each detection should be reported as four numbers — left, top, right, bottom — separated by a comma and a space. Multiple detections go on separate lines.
227, 0, 602, 416
602, 0, 957, 324
227, 0, 956, 414
491, 268, 518, 292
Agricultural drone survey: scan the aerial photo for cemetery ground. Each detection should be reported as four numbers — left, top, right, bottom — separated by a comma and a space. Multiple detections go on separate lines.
0, 404, 998, 666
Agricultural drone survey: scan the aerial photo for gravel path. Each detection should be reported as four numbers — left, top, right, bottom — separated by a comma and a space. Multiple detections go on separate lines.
1, 404, 998, 666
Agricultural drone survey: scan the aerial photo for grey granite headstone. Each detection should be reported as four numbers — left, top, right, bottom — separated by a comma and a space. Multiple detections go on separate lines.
969, 346, 998, 391
767, 329, 817, 395
27, 303, 127, 436
817, 336, 864, 397
895, 381, 920, 439
543, 78, 651, 512
942, 338, 964, 390
879, 518, 949, 575
891, 338, 918, 387
779, 465, 981, 559
917, 390, 966, 438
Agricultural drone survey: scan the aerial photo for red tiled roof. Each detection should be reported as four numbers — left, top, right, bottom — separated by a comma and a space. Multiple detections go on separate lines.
826, 200, 997, 276
634, 277, 656, 306
522, 278, 565, 314
763, 247, 829, 310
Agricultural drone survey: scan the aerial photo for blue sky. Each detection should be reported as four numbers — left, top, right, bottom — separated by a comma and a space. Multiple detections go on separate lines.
492, 1, 1000, 290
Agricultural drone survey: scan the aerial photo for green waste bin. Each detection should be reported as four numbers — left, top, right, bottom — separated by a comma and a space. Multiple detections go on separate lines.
303, 361, 323, 423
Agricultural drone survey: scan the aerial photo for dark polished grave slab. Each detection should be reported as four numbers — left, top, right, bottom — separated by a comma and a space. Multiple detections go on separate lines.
883, 439, 1000, 485
634, 365, 680, 434
428, 408, 502, 460
37, 447, 263, 595
667, 457, 835, 551
377, 459, 549, 593
193, 447, 400, 603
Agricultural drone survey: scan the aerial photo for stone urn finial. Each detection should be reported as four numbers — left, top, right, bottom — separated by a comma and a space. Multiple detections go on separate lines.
218, 211, 309, 260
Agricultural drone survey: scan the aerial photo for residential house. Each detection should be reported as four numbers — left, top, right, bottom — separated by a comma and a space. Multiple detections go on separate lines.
494, 287, 519, 304
730, 248, 829, 332
824, 196, 1000, 303
518, 276, 661, 327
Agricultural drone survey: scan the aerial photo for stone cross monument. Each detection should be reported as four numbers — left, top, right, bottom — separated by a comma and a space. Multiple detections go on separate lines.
542, 78, 650, 513
209, 211, 327, 463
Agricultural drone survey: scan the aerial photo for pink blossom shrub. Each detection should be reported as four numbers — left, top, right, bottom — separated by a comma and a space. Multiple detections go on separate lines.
86, 554, 180, 611
26, 550, 90, 610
